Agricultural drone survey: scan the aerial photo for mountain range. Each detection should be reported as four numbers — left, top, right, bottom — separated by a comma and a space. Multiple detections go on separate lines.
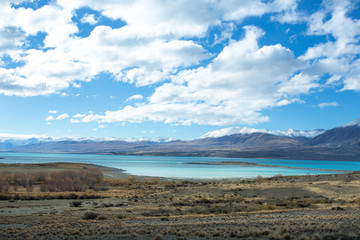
1, 119, 360, 161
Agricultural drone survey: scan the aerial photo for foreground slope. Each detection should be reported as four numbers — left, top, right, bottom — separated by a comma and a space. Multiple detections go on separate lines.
1, 163, 360, 240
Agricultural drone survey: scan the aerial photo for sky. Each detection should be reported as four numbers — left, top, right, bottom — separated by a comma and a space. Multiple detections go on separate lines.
0, 0, 360, 140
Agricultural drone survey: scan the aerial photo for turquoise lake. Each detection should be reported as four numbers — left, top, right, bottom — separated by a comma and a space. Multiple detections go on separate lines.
1, 152, 360, 179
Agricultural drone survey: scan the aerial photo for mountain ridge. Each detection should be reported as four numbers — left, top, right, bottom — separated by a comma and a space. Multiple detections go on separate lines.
1, 119, 360, 161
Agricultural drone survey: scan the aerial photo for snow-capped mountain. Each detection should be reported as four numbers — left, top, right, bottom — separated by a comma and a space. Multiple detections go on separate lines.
274, 129, 326, 138
341, 119, 360, 128
308, 119, 360, 147
1, 119, 359, 161
200, 127, 325, 139
0, 133, 176, 151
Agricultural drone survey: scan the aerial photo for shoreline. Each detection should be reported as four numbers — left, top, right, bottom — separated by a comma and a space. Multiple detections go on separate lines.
186, 161, 351, 174
0, 159, 352, 181
0, 161, 352, 182
3, 151, 360, 162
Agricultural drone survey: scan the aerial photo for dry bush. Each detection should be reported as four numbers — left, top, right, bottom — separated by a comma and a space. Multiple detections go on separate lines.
351, 198, 360, 206
13, 173, 28, 188
0, 168, 106, 193
0, 176, 10, 193
31, 171, 48, 183
37, 168, 105, 192
82, 212, 99, 220
69, 200, 83, 207
128, 176, 136, 184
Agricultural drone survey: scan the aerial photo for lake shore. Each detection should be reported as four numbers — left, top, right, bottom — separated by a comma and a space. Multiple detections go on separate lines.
186, 161, 351, 173
0, 162, 360, 239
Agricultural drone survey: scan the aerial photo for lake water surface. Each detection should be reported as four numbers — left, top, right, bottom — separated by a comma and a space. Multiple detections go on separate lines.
1, 152, 360, 179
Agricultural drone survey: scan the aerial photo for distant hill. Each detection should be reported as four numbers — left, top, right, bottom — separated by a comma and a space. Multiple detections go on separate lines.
2, 119, 360, 161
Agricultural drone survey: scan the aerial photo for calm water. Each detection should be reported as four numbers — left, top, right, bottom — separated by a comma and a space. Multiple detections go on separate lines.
1, 152, 360, 179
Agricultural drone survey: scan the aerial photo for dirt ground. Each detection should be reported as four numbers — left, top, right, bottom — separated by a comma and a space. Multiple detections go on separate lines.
1, 163, 360, 239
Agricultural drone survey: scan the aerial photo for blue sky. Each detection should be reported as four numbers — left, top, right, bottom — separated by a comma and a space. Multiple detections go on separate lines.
0, 0, 359, 140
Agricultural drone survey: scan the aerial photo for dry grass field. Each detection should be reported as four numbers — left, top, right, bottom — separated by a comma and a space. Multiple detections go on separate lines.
1, 162, 360, 239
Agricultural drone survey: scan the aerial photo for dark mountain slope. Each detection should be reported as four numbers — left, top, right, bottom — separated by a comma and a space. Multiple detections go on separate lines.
191, 133, 305, 149
308, 125, 360, 147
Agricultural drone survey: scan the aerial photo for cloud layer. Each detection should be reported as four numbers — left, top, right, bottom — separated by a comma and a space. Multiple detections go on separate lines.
0, 0, 359, 126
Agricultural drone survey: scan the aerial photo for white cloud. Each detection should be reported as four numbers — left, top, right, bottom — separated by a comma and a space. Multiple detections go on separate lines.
1, 0, 359, 126
0, 0, 300, 96
76, 26, 313, 126
301, 0, 360, 91
318, 101, 339, 108
0, 26, 25, 56
126, 94, 143, 102
45, 115, 54, 121
80, 14, 97, 25
56, 113, 69, 120
12, 4, 78, 48
222, 0, 298, 22
48, 110, 57, 114
277, 73, 319, 96
73, 114, 85, 118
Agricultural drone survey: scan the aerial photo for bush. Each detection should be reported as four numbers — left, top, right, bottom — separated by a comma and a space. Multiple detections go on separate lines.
31, 171, 48, 183
0, 176, 9, 193
13, 173, 28, 188
0, 168, 106, 193
39, 168, 105, 192
82, 212, 99, 220
70, 201, 83, 207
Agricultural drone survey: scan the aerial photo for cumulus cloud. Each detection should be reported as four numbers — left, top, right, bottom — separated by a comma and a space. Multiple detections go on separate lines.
75, 26, 314, 126
301, 0, 360, 91
0, 26, 25, 56
80, 14, 97, 25
48, 110, 57, 114
0, 0, 300, 97
1, 0, 360, 126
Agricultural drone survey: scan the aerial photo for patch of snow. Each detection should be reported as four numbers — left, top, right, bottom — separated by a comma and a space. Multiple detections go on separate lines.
199, 127, 272, 139
275, 129, 326, 138
200, 127, 325, 139
341, 119, 360, 128
122, 137, 175, 143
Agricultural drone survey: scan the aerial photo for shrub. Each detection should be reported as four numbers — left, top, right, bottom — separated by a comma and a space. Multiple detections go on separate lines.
13, 173, 28, 188
0, 176, 9, 193
31, 171, 48, 183
82, 212, 99, 220
42, 169, 104, 192
70, 201, 83, 207
128, 176, 136, 184
0, 168, 106, 193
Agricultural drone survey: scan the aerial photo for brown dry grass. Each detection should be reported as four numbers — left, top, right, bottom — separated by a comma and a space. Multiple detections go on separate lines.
0, 163, 360, 239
